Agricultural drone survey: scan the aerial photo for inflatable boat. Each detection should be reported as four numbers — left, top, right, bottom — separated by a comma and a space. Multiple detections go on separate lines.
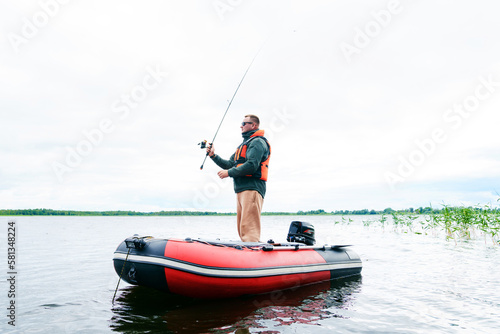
113, 221, 362, 299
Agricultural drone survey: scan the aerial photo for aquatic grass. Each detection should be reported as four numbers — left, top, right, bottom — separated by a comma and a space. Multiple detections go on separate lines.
379, 214, 388, 230
328, 201, 499, 245
476, 205, 500, 244
362, 219, 372, 227
381, 202, 500, 245
434, 205, 458, 242
334, 216, 353, 225
388, 212, 419, 234
440, 204, 499, 244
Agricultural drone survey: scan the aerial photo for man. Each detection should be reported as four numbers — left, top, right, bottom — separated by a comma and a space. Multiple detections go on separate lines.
207, 114, 271, 242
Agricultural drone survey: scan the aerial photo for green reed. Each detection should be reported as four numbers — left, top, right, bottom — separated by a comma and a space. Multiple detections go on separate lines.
331, 201, 500, 244
397, 203, 500, 244
334, 216, 353, 225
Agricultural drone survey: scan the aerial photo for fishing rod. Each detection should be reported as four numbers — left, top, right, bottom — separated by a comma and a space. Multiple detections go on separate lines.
198, 47, 262, 170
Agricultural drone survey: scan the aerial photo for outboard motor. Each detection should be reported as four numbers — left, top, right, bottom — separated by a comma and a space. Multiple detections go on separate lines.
286, 221, 315, 245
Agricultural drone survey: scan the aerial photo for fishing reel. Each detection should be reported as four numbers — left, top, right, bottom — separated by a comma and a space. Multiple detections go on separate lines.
198, 140, 211, 149
198, 140, 213, 170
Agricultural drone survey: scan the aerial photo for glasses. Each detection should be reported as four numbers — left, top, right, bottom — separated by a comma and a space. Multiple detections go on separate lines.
241, 122, 254, 126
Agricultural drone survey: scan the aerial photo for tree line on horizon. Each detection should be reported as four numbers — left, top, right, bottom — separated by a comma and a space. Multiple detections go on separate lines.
2, 206, 497, 216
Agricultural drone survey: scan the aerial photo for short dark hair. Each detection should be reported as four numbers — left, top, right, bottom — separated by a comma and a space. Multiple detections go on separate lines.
245, 114, 260, 126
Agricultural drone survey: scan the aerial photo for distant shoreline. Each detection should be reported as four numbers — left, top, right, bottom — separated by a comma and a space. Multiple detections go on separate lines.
2, 206, 496, 216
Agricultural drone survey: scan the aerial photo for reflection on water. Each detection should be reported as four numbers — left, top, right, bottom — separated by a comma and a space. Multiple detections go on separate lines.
110, 276, 362, 333
8, 216, 499, 333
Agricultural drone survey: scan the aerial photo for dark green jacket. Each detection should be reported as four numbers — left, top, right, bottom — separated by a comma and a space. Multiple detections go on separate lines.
211, 129, 270, 198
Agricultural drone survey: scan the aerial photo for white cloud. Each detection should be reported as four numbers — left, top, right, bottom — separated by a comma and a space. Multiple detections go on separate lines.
1, 0, 500, 212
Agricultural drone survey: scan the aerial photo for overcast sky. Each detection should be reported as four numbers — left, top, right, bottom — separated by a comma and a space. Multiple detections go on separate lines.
2, 0, 500, 212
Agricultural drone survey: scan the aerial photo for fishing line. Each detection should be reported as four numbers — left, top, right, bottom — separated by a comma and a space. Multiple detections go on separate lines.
199, 46, 263, 170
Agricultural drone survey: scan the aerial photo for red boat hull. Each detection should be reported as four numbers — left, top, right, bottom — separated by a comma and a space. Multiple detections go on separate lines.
113, 237, 362, 299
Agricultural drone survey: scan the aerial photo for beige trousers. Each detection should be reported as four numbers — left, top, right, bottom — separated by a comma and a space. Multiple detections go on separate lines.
236, 190, 263, 242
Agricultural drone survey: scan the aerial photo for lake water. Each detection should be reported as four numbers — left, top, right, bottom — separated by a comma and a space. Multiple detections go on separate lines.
1, 215, 499, 333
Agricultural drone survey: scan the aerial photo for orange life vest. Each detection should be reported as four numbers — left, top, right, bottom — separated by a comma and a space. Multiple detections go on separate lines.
233, 130, 271, 181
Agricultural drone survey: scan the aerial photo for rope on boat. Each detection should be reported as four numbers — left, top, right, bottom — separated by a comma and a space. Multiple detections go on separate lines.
112, 247, 131, 305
